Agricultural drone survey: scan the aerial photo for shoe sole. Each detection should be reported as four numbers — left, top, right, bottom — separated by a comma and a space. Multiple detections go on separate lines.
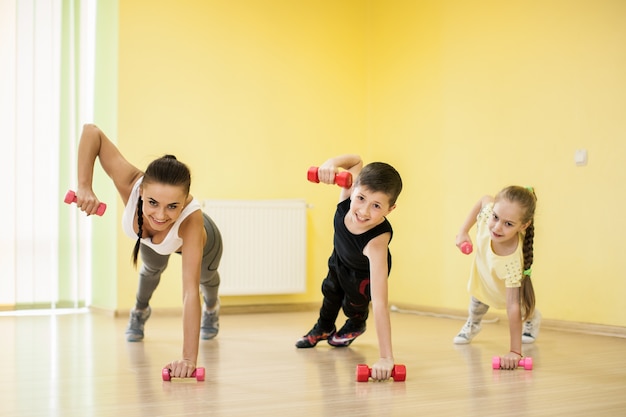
327, 332, 364, 347
201, 331, 219, 340
295, 330, 335, 348
126, 334, 144, 342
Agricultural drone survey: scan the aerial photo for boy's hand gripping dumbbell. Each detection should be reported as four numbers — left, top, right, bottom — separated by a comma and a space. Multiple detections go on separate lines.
307, 166, 353, 189
355, 364, 407, 382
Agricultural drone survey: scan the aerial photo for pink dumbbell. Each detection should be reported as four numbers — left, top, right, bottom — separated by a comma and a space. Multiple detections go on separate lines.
492, 356, 533, 370
64, 190, 107, 216
460, 242, 473, 255
307, 166, 353, 189
161, 366, 205, 381
355, 363, 407, 382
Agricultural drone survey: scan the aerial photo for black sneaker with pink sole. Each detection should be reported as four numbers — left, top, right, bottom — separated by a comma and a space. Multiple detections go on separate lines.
328, 319, 366, 347
295, 324, 336, 348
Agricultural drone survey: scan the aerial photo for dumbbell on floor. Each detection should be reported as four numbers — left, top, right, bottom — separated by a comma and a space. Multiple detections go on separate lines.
307, 166, 353, 189
355, 364, 407, 382
161, 367, 206, 381
491, 356, 533, 370
64, 190, 107, 216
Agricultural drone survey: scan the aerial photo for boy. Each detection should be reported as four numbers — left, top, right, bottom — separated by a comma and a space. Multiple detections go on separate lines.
295, 154, 402, 381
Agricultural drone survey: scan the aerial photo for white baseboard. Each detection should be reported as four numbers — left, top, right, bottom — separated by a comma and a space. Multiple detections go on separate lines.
389, 303, 626, 339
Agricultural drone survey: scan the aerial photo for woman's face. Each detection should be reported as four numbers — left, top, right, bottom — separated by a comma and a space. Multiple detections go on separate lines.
140, 182, 188, 232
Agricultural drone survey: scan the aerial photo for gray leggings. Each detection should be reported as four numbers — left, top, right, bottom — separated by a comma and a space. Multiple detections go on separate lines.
134, 212, 223, 310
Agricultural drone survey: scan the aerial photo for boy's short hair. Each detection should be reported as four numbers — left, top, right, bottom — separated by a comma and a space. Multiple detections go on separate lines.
355, 162, 402, 206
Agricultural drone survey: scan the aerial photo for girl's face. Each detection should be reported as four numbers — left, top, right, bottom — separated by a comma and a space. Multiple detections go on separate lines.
489, 199, 530, 244
140, 182, 188, 232
348, 186, 396, 231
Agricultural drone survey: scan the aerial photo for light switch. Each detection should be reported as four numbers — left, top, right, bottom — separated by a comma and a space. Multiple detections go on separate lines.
575, 149, 587, 166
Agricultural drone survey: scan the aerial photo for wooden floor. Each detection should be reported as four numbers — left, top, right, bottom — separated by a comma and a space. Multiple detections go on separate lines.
1, 309, 625, 417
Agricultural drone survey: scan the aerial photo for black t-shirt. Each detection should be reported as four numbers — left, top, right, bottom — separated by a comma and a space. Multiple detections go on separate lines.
332, 198, 393, 275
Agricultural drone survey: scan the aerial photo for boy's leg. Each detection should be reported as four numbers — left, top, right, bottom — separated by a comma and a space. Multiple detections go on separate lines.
328, 275, 369, 347
453, 296, 489, 344
126, 245, 170, 342
295, 270, 342, 348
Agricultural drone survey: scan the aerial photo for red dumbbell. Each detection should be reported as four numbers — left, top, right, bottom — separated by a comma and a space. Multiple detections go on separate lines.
161, 367, 206, 381
307, 166, 353, 189
355, 364, 407, 382
491, 356, 533, 370
64, 190, 107, 216
460, 242, 473, 255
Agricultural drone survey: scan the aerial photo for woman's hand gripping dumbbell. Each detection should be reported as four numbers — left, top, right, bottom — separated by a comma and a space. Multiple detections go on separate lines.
162, 367, 206, 381
64, 190, 107, 216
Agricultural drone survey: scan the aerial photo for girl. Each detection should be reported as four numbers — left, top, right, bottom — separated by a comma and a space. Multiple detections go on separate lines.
74, 124, 223, 378
454, 186, 541, 370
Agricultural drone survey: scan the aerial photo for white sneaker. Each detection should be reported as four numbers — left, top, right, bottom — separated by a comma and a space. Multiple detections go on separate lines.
453, 320, 482, 344
522, 310, 542, 344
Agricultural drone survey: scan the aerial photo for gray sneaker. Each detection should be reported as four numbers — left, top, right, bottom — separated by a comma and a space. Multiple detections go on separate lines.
126, 307, 151, 342
201, 307, 220, 340
453, 320, 482, 344
522, 310, 542, 344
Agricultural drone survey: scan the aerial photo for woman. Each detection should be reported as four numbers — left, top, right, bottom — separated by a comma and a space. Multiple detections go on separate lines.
74, 124, 222, 378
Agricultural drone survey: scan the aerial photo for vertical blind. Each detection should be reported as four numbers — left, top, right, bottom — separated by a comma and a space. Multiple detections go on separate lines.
0, 0, 96, 309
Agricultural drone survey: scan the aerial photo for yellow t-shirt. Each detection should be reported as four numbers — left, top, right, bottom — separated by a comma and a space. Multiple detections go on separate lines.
467, 203, 524, 309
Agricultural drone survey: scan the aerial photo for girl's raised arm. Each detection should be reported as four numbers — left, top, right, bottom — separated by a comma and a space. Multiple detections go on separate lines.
76, 124, 143, 213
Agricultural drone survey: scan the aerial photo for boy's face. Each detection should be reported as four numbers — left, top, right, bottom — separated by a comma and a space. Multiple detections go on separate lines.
348, 185, 396, 230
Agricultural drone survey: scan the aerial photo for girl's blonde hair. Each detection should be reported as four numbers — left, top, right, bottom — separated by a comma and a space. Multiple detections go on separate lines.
496, 185, 537, 321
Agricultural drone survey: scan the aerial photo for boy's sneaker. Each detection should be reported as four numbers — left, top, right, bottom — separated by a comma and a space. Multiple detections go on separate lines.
295, 324, 336, 348
522, 310, 542, 344
201, 307, 220, 340
328, 319, 366, 347
126, 307, 151, 342
453, 320, 481, 344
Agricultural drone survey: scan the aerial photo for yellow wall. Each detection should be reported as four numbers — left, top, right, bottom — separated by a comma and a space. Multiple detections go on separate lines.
366, 0, 626, 327
116, 0, 368, 310
112, 0, 626, 328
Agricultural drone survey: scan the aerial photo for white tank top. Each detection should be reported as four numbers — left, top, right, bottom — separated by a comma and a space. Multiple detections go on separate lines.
122, 177, 201, 255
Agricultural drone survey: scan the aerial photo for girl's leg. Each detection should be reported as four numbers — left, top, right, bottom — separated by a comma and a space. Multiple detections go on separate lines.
126, 244, 170, 342
453, 296, 490, 344
469, 296, 489, 323
522, 309, 542, 343
200, 275, 220, 340
135, 244, 170, 309
200, 213, 223, 340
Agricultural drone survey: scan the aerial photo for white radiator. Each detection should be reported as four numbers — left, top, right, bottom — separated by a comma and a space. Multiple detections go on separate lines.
201, 199, 307, 295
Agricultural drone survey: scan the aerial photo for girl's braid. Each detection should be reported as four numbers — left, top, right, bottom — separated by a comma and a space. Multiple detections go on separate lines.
132, 196, 144, 267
